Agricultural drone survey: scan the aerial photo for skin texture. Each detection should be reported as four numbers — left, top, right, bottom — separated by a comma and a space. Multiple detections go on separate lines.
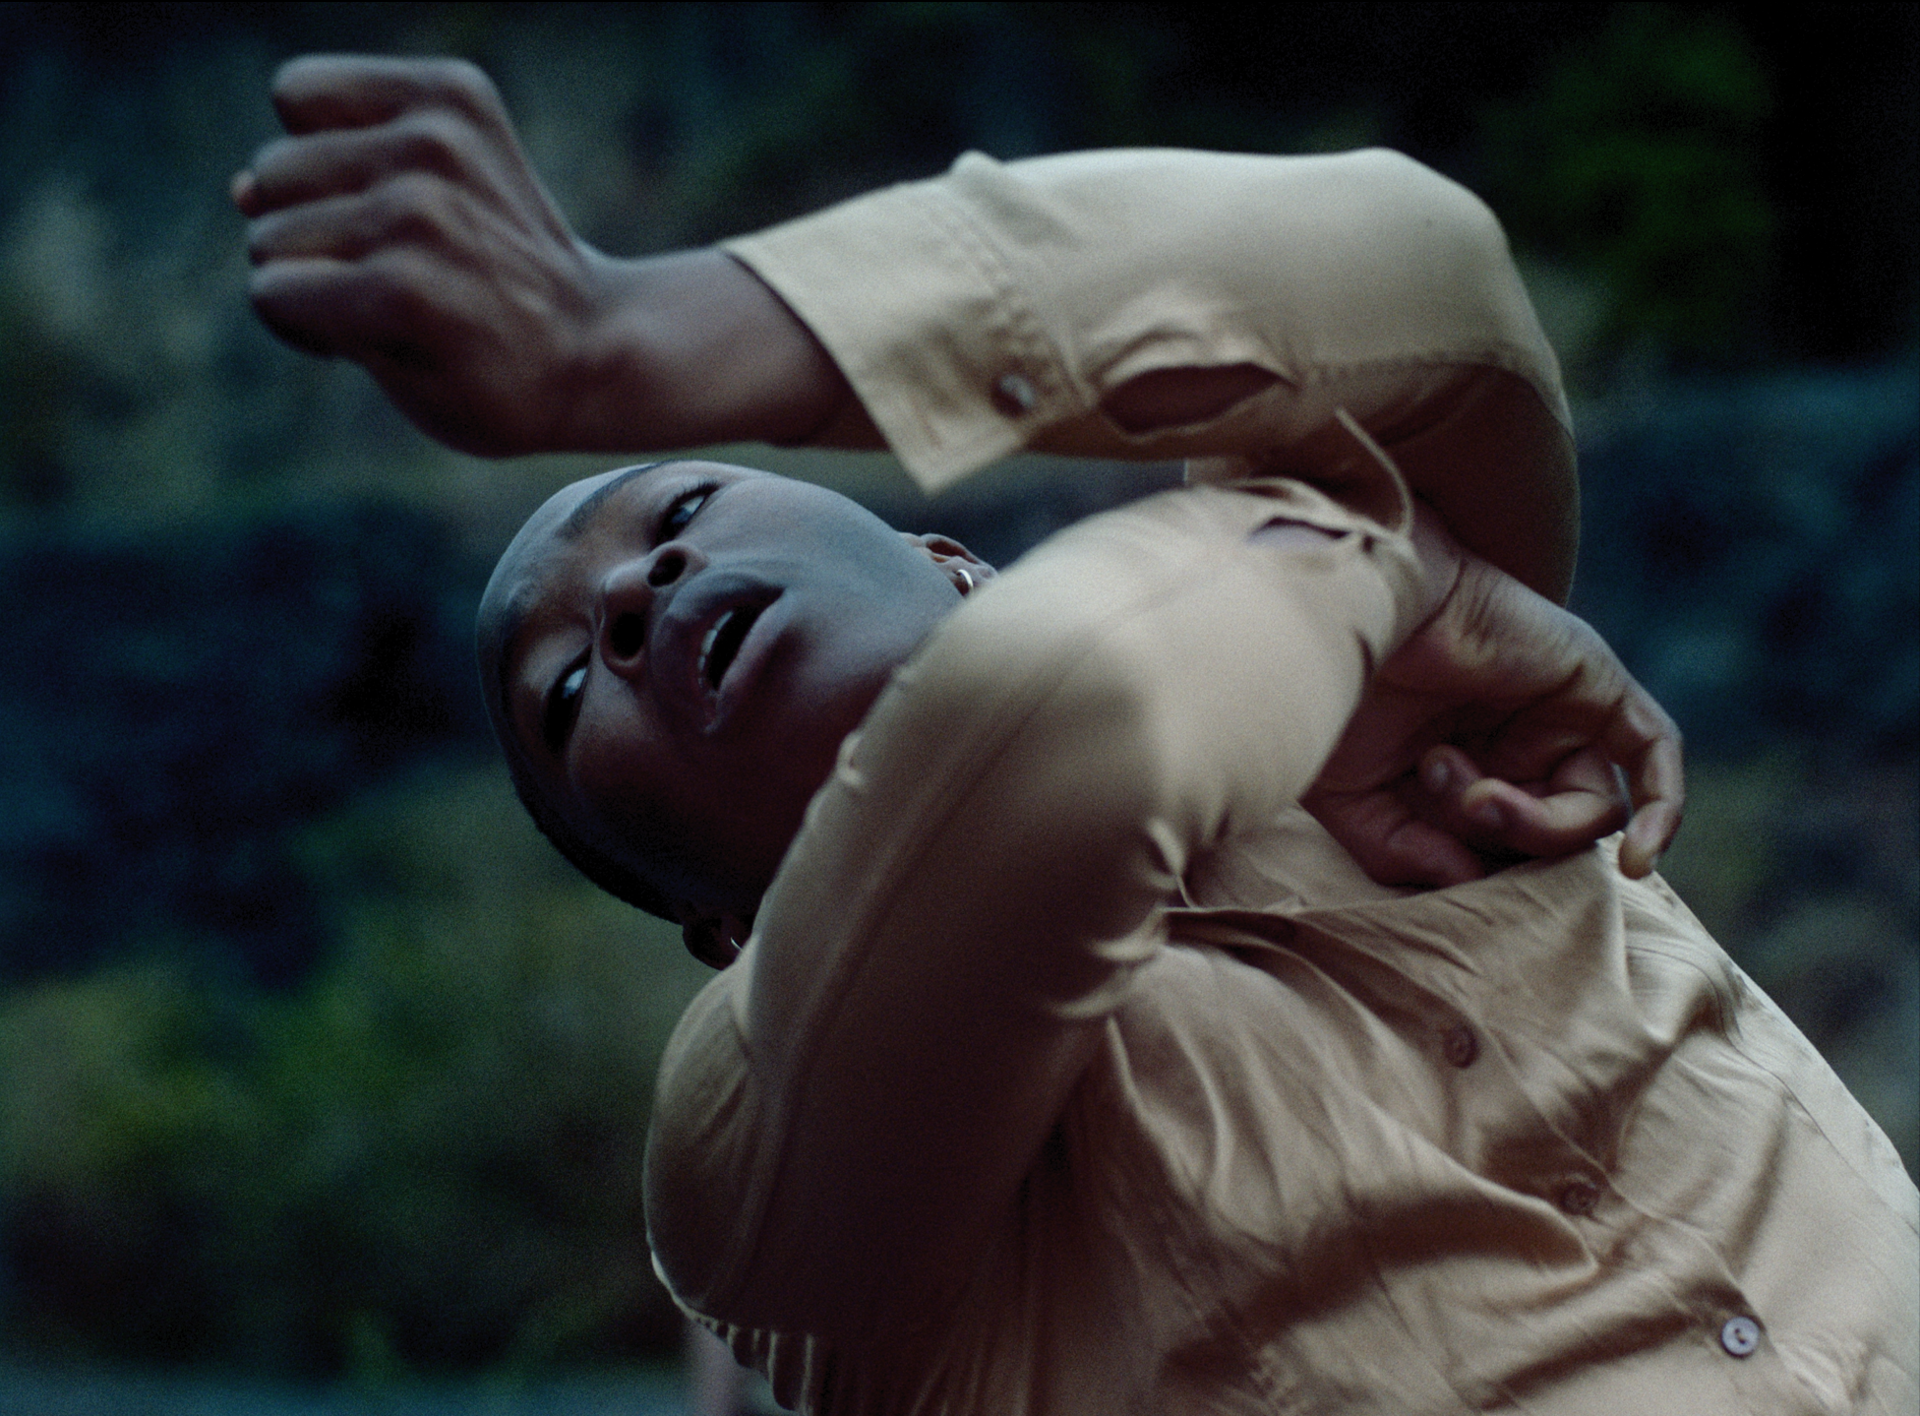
235, 56, 855, 456
237, 56, 1685, 929
1305, 521, 1683, 885
233, 56, 1577, 603
479, 460, 989, 927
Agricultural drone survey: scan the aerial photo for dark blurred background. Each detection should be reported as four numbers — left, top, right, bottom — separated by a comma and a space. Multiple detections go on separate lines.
0, 1, 1913, 1404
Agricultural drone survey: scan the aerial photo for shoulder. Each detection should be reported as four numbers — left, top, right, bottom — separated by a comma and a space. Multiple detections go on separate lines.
643, 969, 763, 1315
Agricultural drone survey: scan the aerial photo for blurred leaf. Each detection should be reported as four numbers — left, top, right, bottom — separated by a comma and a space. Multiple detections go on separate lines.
2, 768, 710, 1374
1480, 3, 1775, 367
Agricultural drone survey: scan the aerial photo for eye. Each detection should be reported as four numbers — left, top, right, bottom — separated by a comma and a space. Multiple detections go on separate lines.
542, 660, 587, 754
659, 481, 719, 541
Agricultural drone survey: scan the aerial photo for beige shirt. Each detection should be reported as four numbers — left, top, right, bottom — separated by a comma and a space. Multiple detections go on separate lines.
644, 149, 1919, 1414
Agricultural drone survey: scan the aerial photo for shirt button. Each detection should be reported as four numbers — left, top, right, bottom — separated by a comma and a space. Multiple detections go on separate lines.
1719, 1315, 1760, 1357
1557, 1179, 1600, 1216
992, 371, 1038, 416
1442, 1025, 1479, 1068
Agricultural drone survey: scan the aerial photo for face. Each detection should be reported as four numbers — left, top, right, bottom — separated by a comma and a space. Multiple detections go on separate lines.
480, 461, 966, 916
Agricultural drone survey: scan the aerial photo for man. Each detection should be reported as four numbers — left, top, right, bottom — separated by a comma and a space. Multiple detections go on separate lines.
236, 57, 1916, 1414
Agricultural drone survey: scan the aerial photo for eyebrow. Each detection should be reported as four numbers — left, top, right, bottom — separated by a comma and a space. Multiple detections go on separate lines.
489, 459, 689, 747
559, 459, 682, 539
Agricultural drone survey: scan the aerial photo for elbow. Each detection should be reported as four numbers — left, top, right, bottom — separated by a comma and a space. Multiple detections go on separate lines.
1357, 147, 1512, 257
1353, 149, 1551, 357
1344, 149, 1573, 463
1405, 156, 1515, 276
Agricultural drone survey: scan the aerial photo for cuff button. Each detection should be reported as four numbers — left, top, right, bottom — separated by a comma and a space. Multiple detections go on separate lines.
992, 372, 1038, 416
1719, 1315, 1760, 1357
1556, 1179, 1600, 1216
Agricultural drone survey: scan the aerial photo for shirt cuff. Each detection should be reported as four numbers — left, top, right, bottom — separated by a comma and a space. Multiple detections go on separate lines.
723, 156, 1078, 493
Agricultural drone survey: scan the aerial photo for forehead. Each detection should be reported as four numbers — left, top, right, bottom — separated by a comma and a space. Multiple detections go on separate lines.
504, 462, 658, 589
476, 460, 778, 698
484, 460, 735, 627
478, 464, 654, 686
554, 460, 668, 539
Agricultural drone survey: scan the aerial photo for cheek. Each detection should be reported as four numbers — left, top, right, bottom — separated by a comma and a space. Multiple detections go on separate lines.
567, 697, 740, 863
568, 696, 670, 831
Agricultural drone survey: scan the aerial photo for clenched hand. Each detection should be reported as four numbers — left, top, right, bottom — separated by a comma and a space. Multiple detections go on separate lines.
235, 56, 849, 455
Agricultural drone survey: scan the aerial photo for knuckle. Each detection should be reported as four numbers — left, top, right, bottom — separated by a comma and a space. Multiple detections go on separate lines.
379, 169, 443, 213
249, 134, 291, 171
405, 56, 469, 87
422, 58, 505, 121
434, 57, 491, 93
365, 174, 446, 242
372, 167, 426, 206
248, 134, 307, 189
392, 111, 473, 178
272, 53, 366, 110
270, 54, 322, 99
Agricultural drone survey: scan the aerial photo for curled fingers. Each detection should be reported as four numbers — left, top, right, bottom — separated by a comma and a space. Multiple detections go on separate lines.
246, 247, 442, 360
238, 110, 495, 218
269, 55, 510, 137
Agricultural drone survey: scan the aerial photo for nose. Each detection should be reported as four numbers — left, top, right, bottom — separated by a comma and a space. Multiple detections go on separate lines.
598, 542, 706, 677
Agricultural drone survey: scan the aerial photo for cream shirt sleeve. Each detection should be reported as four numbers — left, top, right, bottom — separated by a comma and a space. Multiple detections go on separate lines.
645, 478, 1431, 1338
727, 146, 1577, 597
646, 150, 1523, 1339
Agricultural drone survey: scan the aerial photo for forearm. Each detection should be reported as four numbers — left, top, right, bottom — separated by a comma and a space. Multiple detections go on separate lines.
234, 56, 869, 462
728, 147, 1577, 599
239, 58, 1575, 594
560, 248, 868, 453
646, 478, 1437, 1336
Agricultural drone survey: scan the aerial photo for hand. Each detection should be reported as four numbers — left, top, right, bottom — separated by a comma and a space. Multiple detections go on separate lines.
235, 56, 853, 457
1305, 537, 1683, 888
234, 56, 613, 455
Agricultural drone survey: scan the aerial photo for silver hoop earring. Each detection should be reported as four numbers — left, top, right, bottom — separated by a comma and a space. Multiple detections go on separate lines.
955, 566, 975, 595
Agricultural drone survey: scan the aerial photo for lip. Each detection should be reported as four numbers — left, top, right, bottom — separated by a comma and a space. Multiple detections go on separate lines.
652, 571, 786, 734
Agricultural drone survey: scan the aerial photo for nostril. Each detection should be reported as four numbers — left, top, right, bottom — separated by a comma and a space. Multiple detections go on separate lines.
609, 612, 645, 658
648, 549, 686, 587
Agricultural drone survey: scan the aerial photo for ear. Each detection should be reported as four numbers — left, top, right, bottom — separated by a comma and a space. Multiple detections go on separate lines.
674, 902, 752, 969
901, 532, 995, 596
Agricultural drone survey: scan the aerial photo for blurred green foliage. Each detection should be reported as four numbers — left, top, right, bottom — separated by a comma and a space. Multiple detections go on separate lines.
0, 0, 1912, 1383
1480, 4, 1774, 368
2, 770, 709, 1374
1657, 753, 1917, 1176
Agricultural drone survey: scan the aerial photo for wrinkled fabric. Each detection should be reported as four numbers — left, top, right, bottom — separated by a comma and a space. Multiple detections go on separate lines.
643, 149, 1918, 1414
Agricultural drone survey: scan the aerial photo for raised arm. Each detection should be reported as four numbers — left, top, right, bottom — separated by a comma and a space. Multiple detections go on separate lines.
235, 56, 854, 456
239, 60, 1571, 597
238, 57, 1677, 878
724, 145, 1577, 601
647, 478, 1449, 1337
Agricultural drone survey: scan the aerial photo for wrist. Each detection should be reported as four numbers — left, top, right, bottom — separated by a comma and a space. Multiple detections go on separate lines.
565, 248, 857, 454
1405, 499, 1466, 632
557, 249, 670, 452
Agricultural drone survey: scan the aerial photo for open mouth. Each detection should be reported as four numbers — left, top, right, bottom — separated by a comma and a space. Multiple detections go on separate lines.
661, 577, 785, 733
699, 602, 764, 691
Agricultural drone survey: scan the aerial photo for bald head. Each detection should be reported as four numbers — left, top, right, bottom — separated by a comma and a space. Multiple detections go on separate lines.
476, 460, 988, 945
